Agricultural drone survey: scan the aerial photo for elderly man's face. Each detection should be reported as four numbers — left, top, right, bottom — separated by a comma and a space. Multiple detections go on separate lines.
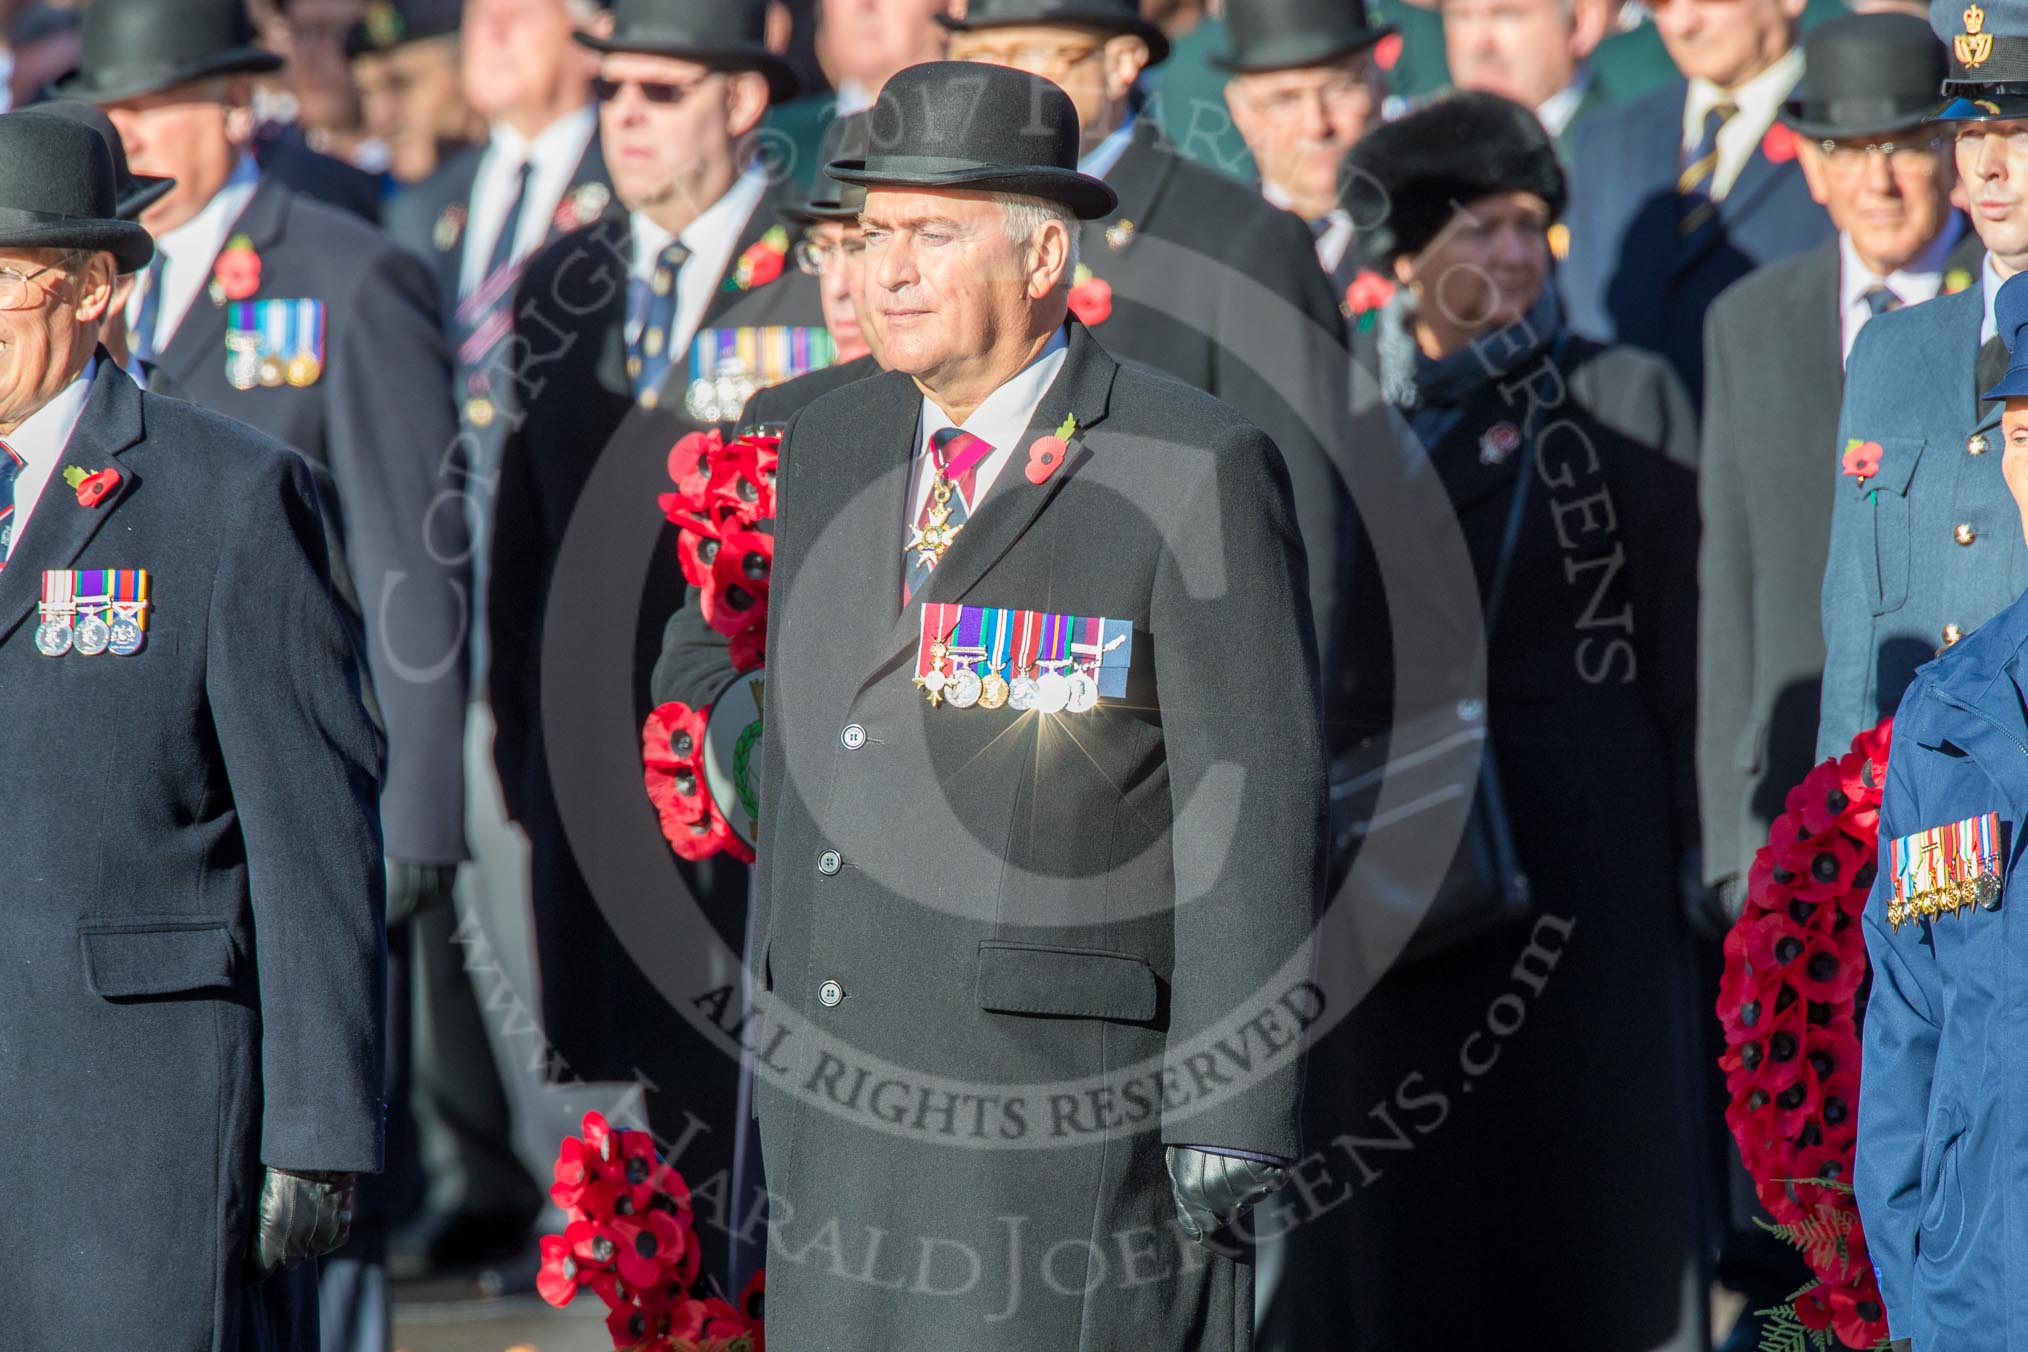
800, 220, 873, 362
820, 0, 954, 90
0, 249, 116, 429
1798, 131, 1954, 278
1650, 0, 1803, 89
462, 0, 594, 123
1444, 0, 1603, 111
1955, 120, 2028, 272
860, 187, 1067, 388
598, 54, 767, 217
1226, 55, 1381, 219
106, 82, 252, 235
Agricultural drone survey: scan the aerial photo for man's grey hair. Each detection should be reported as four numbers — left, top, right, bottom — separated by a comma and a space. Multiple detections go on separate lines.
991, 191, 1081, 277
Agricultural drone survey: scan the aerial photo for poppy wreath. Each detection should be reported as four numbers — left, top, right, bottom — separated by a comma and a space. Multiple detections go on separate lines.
1717, 717, 1893, 1351
539, 1111, 766, 1351
641, 430, 779, 864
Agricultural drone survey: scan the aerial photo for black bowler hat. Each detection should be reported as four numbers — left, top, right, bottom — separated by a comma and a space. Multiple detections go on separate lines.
0, 112, 153, 272
1214, 0, 1393, 74
51, 0, 283, 105
24, 101, 174, 222
576, 0, 797, 104
828, 61, 1118, 219
1933, 0, 2028, 120
782, 114, 872, 227
1782, 14, 1948, 139
939, 0, 1171, 69
345, 0, 462, 60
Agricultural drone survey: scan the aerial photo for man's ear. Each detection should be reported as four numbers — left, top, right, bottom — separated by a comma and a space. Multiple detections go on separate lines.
1103, 35, 1151, 102
726, 70, 773, 141
1028, 219, 1073, 298
222, 76, 259, 148
72, 253, 119, 326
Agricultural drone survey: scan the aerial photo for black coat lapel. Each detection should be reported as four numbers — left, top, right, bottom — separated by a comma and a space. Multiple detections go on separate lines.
0, 360, 146, 647
1672, 138, 1790, 281
158, 175, 293, 386
1088, 120, 1178, 260
697, 175, 797, 333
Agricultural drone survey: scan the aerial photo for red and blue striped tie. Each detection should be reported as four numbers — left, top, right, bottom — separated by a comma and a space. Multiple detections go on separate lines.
904, 428, 991, 600
0, 439, 22, 567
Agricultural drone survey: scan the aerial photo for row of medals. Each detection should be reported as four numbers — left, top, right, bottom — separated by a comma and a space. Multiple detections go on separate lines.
1887, 872, 2003, 929
921, 643, 1102, 714
227, 341, 323, 392
36, 603, 146, 657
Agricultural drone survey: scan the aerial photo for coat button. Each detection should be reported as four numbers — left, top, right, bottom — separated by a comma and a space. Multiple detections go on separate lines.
818, 979, 843, 1007
1943, 623, 1965, 646
1969, 432, 1991, 456
841, 723, 867, 749
818, 849, 842, 875
1956, 523, 1978, 546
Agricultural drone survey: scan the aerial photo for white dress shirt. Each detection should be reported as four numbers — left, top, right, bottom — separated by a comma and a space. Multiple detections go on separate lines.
459, 105, 599, 299
1536, 66, 1593, 141
1839, 218, 1964, 362
1080, 113, 1138, 181
625, 163, 771, 359
4, 358, 97, 551
1682, 47, 1805, 200
126, 154, 261, 354
906, 327, 1071, 530
1263, 178, 1354, 275
1983, 251, 2009, 346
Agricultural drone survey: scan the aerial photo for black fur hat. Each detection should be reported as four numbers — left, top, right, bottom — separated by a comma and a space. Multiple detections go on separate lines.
1344, 90, 1567, 268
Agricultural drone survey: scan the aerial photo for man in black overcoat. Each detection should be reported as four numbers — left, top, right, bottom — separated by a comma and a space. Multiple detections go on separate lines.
699, 61, 1324, 1349
0, 110, 380, 1352
486, 0, 824, 1256
944, 0, 1354, 670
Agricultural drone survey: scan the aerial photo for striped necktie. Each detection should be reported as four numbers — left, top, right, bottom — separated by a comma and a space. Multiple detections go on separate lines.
1862, 285, 1904, 317
1678, 101, 1738, 236
904, 428, 992, 600
0, 439, 22, 566
628, 240, 691, 408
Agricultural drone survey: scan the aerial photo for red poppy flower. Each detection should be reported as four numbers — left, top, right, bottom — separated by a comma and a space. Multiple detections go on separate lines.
1715, 949, 1775, 1044
553, 1133, 604, 1210
729, 617, 767, 673
708, 440, 774, 530
643, 703, 709, 819
1069, 274, 1113, 327
1795, 934, 1865, 1004
1841, 439, 1883, 481
1788, 761, 1854, 837
1851, 717, 1893, 781
608, 1297, 679, 1348
677, 527, 721, 590
667, 430, 721, 515
1374, 31, 1403, 70
1762, 122, 1800, 164
1828, 1278, 1889, 1348
1739, 909, 1809, 972
1345, 270, 1397, 316
73, 467, 121, 507
1793, 1282, 1835, 1331
703, 530, 772, 636
612, 1209, 690, 1290
566, 1215, 623, 1270
537, 1232, 592, 1308
214, 244, 261, 300
743, 240, 786, 289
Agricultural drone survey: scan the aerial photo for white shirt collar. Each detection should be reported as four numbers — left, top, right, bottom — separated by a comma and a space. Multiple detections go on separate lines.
1683, 47, 1804, 199
1984, 251, 2006, 345
836, 78, 878, 117
1079, 112, 1138, 182
130, 153, 261, 350
909, 327, 1072, 524
5, 358, 97, 551
1536, 66, 1592, 140
460, 104, 599, 297
629, 163, 772, 281
1261, 177, 1353, 271
1840, 219, 1964, 361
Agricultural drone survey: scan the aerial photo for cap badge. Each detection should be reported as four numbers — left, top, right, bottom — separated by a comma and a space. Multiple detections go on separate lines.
1959, 4, 1993, 68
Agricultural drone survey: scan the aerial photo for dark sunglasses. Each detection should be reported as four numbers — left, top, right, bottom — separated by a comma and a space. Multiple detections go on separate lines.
591, 74, 714, 105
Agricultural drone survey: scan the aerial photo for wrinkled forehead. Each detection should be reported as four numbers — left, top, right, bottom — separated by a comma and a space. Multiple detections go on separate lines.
859, 186, 1010, 232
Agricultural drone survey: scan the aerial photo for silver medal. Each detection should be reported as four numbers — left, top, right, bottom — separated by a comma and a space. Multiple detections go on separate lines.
1035, 671, 1071, 714
1009, 674, 1039, 711
1064, 670, 1099, 713
75, 613, 111, 655
947, 668, 983, 708
108, 615, 145, 656
34, 619, 72, 657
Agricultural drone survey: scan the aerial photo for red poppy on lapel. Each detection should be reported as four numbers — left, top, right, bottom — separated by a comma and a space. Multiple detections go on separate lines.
725, 226, 791, 292
1374, 32, 1403, 70
213, 235, 261, 301
64, 466, 121, 507
1761, 122, 1800, 164
1840, 438, 1882, 482
1068, 263, 1113, 327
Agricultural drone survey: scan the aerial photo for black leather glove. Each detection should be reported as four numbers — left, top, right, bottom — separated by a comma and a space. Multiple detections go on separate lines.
1164, 1146, 1287, 1244
250, 1168, 356, 1280
385, 859, 459, 928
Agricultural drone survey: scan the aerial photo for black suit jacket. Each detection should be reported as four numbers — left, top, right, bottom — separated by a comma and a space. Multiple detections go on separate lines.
1695, 226, 1984, 904
733, 319, 1324, 1348
254, 121, 384, 223
0, 360, 384, 1350
151, 174, 469, 866
1087, 119, 1353, 669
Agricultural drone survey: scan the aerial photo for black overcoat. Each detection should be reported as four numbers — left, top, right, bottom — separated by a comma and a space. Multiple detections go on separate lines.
0, 361, 385, 1351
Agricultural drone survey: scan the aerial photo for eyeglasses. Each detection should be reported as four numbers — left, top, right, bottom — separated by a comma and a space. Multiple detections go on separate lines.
1817, 135, 1946, 173
793, 234, 866, 276
1244, 70, 1378, 123
0, 260, 71, 312
950, 41, 1103, 81
591, 74, 715, 105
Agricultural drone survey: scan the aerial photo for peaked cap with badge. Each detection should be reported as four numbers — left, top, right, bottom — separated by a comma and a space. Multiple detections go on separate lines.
1782, 11, 1950, 138
0, 111, 153, 271
1934, 0, 2028, 119
1213, 0, 1395, 73
21, 100, 174, 225
828, 60, 1119, 219
345, 0, 462, 59
51, 0, 283, 104
577, 0, 797, 103
938, 0, 1172, 67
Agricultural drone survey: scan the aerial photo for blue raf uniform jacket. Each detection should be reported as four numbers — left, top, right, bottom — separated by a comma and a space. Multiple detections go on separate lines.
1559, 78, 1831, 400
1858, 580, 2028, 1349
1819, 286, 2028, 761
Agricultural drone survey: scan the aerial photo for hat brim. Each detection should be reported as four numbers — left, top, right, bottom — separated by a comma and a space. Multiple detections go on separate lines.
779, 198, 860, 226
1210, 26, 1393, 74
0, 212, 154, 273
50, 46, 285, 105
1933, 88, 2028, 121
118, 172, 174, 221
1779, 101, 1940, 141
1984, 370, 2028, 402
828, 157, 1119, 219
935, 12, 1170, 67
573, 32, 798, 103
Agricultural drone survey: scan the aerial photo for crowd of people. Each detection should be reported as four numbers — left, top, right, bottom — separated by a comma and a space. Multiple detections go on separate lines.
4, 0, 2024, 1349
